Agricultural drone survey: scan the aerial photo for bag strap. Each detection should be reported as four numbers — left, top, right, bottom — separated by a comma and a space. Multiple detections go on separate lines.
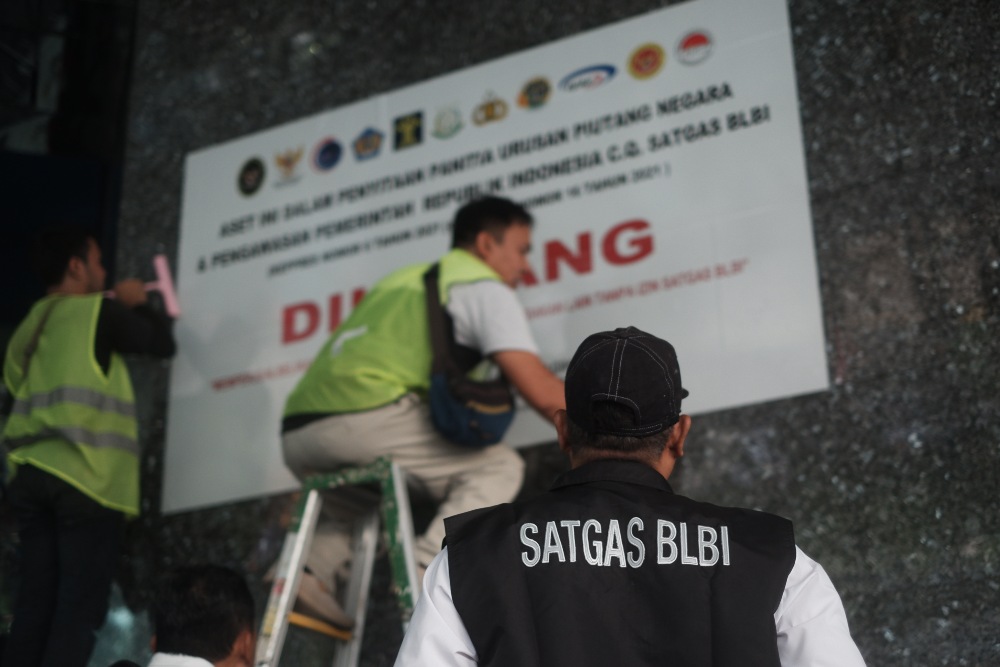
18, 298, 61, 385
422, 263, 512, 397
422, 263, 451, 375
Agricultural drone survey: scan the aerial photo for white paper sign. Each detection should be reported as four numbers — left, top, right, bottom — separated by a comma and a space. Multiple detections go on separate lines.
164, 0, 826, 513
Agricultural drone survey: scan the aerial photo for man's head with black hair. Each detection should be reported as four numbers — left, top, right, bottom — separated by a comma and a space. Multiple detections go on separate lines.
31, 225, 94, 288
450, 196, 535, 287
564, 401, 674, 465
450, 196, 533, 250
152, 565, 255, 666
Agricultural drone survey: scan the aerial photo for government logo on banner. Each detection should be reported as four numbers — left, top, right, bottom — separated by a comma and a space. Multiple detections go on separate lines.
559, 64, 616, 91
352, 128, 384, 160
473, 92, 508, 126
677, 30, 713, 65
394, 112, 423, 150
432, 106, 463, 139
311, 137, 343, 172
236, 157, 265, 196
628, 43, 665, 79
274, 147, 304, 186
517, 77, 551, 109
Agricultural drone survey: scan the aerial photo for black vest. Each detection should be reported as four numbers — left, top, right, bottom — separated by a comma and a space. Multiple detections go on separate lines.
445, 460, 795, 667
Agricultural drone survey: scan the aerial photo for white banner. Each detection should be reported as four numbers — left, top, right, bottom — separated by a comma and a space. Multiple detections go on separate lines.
164, 0, 826, 513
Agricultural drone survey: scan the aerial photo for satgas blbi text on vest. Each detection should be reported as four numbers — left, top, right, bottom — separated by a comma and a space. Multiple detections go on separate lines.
519, 518, 731, 568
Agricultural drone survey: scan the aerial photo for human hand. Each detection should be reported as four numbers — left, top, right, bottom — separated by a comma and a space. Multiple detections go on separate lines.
113, 279, 148, 307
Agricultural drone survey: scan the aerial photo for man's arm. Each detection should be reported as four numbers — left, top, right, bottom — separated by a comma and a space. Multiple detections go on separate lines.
394, 548, 477, 666
447, 281, 564, 423
96, 280, 176, 371
492, 350, 564, 424
775, 547, 867, 666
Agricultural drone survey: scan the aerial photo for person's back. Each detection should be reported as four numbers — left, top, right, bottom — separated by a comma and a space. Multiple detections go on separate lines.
445, 459, 794, 666
4, 292, 141, 511
396, 326, 867, 667
283, 247, 500, 418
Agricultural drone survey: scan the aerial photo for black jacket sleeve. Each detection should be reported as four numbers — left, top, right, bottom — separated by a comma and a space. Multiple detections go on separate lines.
94, 298, 177, 373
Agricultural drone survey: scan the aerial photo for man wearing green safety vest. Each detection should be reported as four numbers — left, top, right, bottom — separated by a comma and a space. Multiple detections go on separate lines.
1, 226, 175, 667
281, 196, 566, 629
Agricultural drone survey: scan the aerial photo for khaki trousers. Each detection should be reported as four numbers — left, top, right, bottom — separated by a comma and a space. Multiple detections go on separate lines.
282, 394, 524, 593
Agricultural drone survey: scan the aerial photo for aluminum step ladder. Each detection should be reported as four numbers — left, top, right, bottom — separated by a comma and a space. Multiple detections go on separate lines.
256, 457, 419, 667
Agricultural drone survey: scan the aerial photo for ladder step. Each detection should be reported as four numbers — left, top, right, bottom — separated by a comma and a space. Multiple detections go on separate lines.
287, 611, 352, 641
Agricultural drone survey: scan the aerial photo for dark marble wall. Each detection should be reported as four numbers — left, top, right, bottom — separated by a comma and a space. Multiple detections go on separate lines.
38, 0, 998, 664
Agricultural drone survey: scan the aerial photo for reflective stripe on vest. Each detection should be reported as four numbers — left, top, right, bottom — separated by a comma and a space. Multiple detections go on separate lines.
5, 426, 139, 456
11, 386, 137, 420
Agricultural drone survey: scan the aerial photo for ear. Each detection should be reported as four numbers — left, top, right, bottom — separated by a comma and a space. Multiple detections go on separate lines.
150, 635, 157, 652
65, 255, 87, 281
652, 415, 691, 480
553, 409, 572, 456
232, 628, 256, 665
667, 414, 692, 459
472, 229, 495, 259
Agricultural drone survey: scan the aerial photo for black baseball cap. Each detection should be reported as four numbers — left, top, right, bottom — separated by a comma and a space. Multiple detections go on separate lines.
565, 326, 689, 437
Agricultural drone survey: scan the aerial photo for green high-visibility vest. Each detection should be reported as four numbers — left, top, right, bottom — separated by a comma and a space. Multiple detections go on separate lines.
3, 294, 140, 516
284, 248, 502, 416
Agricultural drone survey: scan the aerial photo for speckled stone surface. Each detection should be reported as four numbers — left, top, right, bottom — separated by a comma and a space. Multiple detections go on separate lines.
6, 0, 993, 664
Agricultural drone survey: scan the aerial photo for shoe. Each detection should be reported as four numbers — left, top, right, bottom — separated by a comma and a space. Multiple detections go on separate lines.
295, 570, 355, 631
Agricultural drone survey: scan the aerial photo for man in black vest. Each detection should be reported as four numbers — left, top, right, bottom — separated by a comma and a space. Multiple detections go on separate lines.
394, 326, 866, 666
